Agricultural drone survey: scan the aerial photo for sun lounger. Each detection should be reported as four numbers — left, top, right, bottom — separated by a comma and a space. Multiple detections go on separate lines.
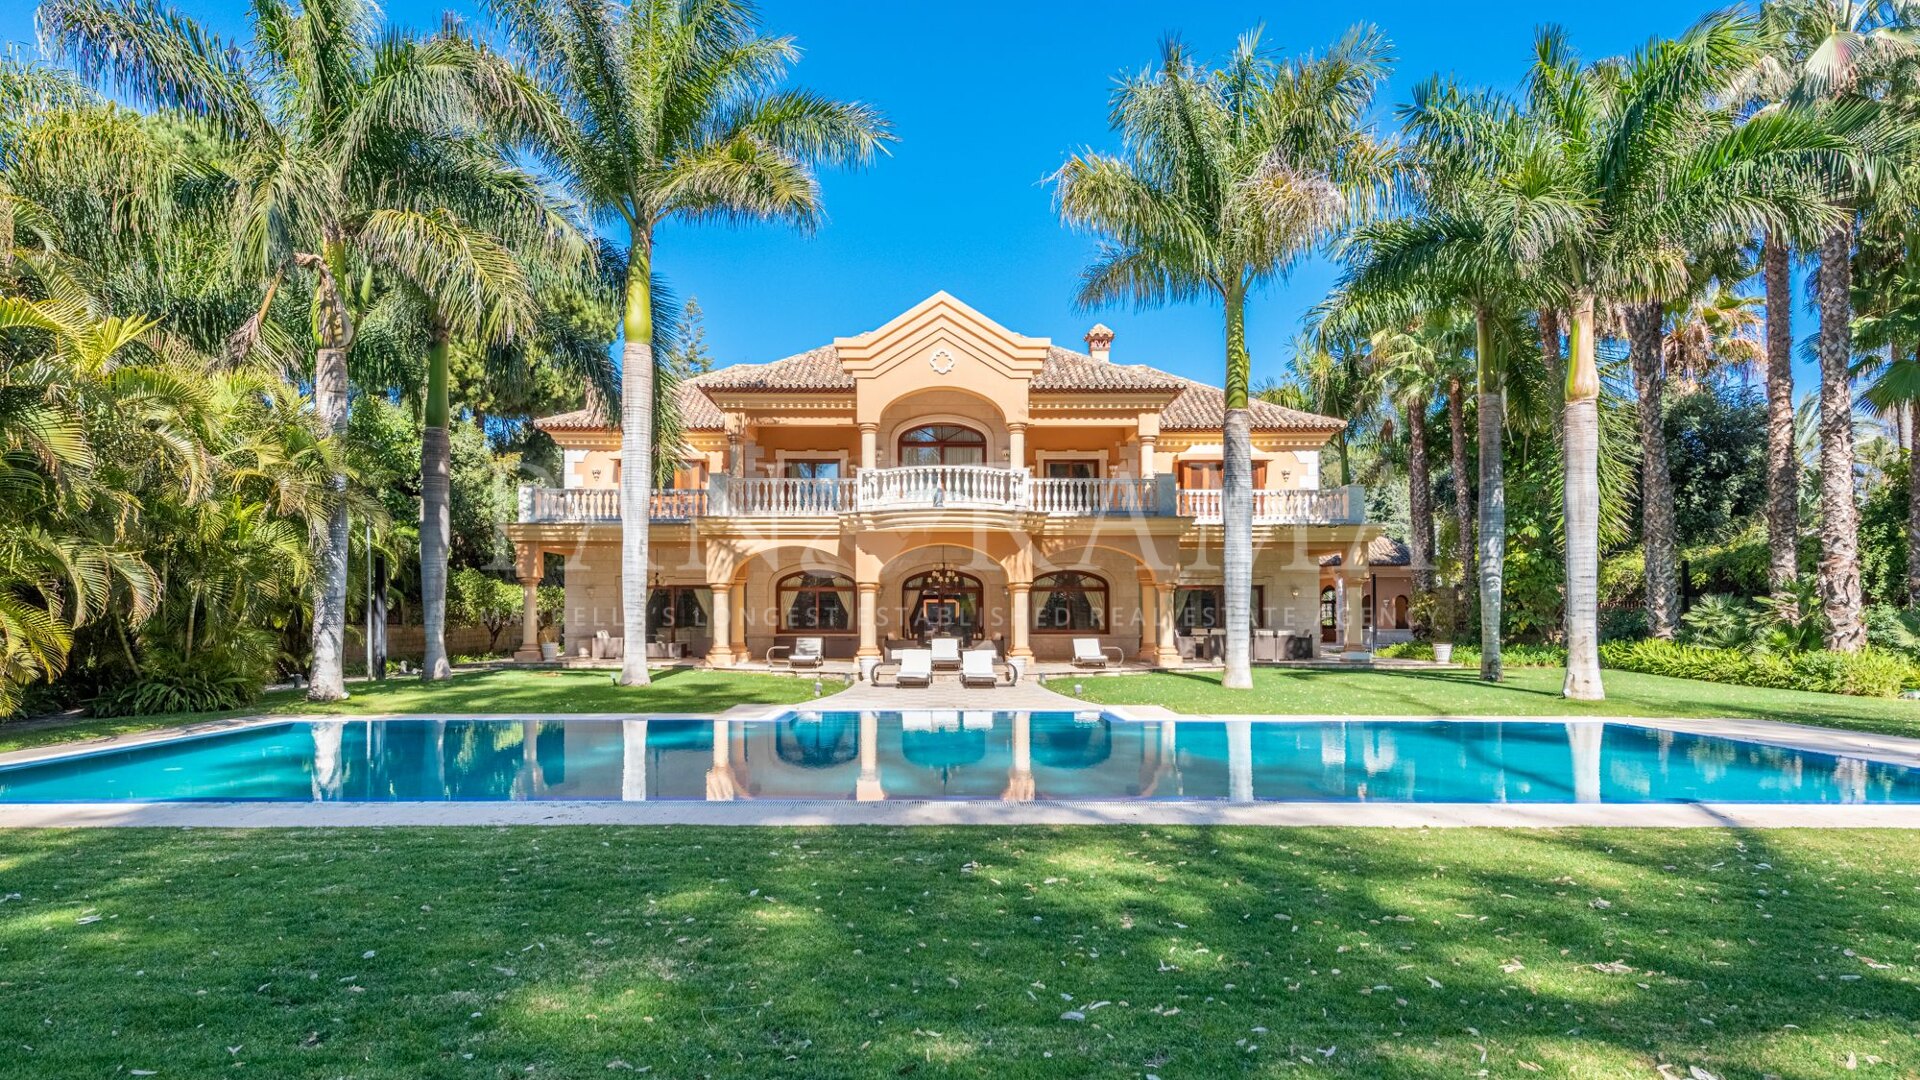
894, 649, 934, 687
767, 636, 824, 669
961, 648, 1001, 687
930, 637, 962, 670
1072, 637, 1124, 668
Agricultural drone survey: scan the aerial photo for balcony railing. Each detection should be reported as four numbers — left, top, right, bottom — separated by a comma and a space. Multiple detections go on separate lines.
1177, 485, 1364, 525
518, 474, 1366, 526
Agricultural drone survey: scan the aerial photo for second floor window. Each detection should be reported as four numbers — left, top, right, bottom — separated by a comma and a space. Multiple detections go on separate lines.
898, 424, 985, 466
783, 459, 841, 480
1177, 460, 1268, 488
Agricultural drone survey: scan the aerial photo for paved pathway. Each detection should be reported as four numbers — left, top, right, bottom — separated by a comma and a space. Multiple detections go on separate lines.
808, 674, 1086, 711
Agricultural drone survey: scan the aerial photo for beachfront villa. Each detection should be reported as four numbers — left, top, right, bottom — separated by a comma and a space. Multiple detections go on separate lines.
505, 293, 1413, 670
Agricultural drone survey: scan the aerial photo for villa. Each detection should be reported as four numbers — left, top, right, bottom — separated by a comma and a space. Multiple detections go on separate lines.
505, 293, 1412, 669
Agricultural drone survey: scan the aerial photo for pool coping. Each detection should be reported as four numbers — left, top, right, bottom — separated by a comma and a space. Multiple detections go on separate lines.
3, 708, 1920, 829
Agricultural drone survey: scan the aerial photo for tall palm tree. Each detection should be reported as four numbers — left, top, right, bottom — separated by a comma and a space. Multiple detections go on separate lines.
1367, 313, 1469, 607
484, 0, 891, 686
40, 0, 552, 699
1056, 26, 1396, 690
1742, 0, 1920, 647
1519, 14, 1849, 696
1341, 79, 1551, 682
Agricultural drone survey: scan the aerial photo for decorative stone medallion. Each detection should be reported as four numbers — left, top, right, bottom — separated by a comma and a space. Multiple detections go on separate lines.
928, 348, 955, 375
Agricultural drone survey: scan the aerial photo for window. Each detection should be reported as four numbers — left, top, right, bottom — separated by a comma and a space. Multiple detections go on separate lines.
782, 459, 840, 480
1177, 460, 1267, 488
778, 571, 855, 632
645, 586, 711, 644
1043, 458, 1101, 480
898, 424, 986, 466
1032, 571, 1108, 633
1175, 586, 1266, 631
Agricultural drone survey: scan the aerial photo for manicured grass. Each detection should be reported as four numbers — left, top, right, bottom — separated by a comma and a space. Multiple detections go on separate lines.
0, 668, 827, 753
1058, 665, 1920, 736
1, 826, 1915, 1078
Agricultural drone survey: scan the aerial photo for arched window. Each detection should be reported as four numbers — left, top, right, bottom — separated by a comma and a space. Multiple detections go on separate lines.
1391, 594, 1410, 629
778, 571, 855, 632
898, 424, 986, 466
1032, 571, 1107, 633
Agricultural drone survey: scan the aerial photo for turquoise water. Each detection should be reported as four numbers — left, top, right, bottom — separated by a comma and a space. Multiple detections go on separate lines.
0, 712, 1914, 804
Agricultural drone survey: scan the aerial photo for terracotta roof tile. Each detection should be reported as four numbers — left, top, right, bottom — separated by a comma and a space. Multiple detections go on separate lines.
532, 338, 1348, 435
1320, 536, 1411, 567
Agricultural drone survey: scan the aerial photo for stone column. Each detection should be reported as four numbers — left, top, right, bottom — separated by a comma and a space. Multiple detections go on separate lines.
1007, 422, 1027, 469
856, 712, 885, 801
1008, 583, 1033, 660
1136, 578, 1157, 662
1138, 434, 1157, 479
1341, 560, 1370, 660
731, 585, 747, 659
707, 583, 734, 667
1155, 583, 1181, 667
859, 422, 879, 471
856, 582, 881, 659
515, 574, 541, 661
726, 432, 743, 478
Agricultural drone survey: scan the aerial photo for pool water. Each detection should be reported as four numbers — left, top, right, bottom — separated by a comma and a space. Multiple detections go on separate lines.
1, 712, 1915, 804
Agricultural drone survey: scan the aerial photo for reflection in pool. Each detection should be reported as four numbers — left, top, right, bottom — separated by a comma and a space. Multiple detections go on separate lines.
1, 711, 1917, 804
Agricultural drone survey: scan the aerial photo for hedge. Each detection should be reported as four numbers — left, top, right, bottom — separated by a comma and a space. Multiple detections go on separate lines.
1597, 639, 1915, 699
1374, 641, 1566, 668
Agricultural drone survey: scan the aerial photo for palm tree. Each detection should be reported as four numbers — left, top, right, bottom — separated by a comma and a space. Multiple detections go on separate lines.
1367, 314, 1469, 607
1519, 14, 1849, 696
1340, 79, 1550, 682
1056, 26, 1396, 690
40, 0, 552, 699
484, 0, 891, 686
1741, 0, 1920, 648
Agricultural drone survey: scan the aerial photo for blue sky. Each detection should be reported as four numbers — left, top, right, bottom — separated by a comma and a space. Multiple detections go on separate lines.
6, 0, 1783, 390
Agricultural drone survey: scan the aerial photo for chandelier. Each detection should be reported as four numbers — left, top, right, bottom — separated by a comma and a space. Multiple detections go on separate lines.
926, 550, 964, 588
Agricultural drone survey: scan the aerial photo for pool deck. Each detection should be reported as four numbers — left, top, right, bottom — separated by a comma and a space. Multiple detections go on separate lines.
3, 706, 1919, 829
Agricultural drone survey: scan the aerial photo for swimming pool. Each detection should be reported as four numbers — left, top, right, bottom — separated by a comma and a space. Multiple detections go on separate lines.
1, 711, 1914, 804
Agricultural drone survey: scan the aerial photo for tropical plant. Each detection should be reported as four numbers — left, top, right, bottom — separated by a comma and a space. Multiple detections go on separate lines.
1056, 25, 1397, 689
40, 0, 564, 699
484, 0, 891, 686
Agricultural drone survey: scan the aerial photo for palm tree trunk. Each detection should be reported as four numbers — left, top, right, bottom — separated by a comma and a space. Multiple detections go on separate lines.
1220, 287, 1255, 690
1540, 308, 1564, 441
1763, 234, 1799, 593
1909, 399, 1920, 605
1815, 222, 1866, 651
307, 243, 354, 703
419, 317, 453, 681
1448, 375, 1474, 619
1474, 308, 1504, 682
1562, 297, 1604, 700
1629, 302, 1678, 638
618, 240, 656, 686
1406, 391, 1435, 620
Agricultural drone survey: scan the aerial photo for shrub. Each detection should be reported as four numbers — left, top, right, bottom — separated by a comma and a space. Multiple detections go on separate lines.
1373, 641, 1565, 668
1597, 638, 1913, 699
87, 645, 268, 717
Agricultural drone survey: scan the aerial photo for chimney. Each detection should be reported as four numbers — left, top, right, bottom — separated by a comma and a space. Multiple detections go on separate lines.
1084, 323, 1114, 362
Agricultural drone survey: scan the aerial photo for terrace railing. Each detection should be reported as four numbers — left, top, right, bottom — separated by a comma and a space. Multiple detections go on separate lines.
519, 476, 1367, 525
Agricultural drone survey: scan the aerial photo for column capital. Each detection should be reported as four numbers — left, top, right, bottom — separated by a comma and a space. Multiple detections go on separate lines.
1006, 421, 1028, 432
857, 421, 879, 433
1007, 581, 1032, 595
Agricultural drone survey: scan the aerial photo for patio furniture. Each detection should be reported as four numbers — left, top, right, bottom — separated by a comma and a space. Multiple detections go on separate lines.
930, 637, 963, 670
1071, 637, 1124, 668
894, 649, 934, 687
961, 648, 1002, 687
767, 636, 825, 670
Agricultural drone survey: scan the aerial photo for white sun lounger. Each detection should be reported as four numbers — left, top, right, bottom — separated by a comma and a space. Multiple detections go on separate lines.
929, 637, 962, 670
768, 636, 824, 669
1072, 637, 1124, 668
894, 649, 934, 688
961, 648, 1001, 687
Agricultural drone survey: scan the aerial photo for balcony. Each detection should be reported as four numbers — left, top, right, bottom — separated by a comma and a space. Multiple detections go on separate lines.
517, 470, 1366, 526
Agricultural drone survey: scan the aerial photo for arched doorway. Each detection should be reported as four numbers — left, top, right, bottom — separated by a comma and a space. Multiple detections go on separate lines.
902, 569, 985, 642
1319, 586, 1337, 644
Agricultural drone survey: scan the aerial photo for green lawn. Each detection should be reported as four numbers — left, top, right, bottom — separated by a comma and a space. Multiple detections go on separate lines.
0, 668, 827, 753
1057, 666, 1920, 737
1, 826, 1914, 1079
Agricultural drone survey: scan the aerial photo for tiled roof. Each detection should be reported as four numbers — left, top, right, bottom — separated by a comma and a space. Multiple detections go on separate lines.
1033, 347, 1186, 392
533, 340, 1348, 435
690, 345, 849, 392
1158, 373, 1346, 433
1320, 536, 1411, 568
532, 407, 610, 432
